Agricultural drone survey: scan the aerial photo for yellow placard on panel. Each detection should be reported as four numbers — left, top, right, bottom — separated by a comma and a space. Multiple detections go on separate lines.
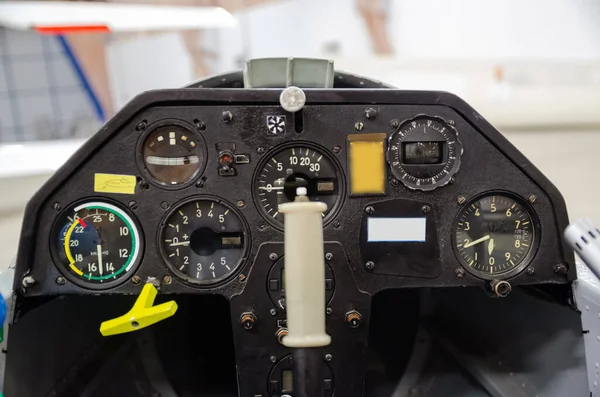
348, 133, 387, 195
94, 173, 137, 195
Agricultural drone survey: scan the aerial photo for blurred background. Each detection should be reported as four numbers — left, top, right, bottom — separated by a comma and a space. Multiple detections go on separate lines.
0, 0, 599, 267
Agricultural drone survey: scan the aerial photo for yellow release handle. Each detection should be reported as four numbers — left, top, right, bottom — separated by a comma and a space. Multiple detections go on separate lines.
100, 283, 178, 336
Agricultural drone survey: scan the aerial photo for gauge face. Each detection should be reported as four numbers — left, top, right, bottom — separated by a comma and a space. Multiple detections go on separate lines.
159, 198, 249, 285
141, 122, 207, 187
254, 144, 344, 229
387, 115, 462, 191
52, 201, 142, 288
454, 194, 537, 278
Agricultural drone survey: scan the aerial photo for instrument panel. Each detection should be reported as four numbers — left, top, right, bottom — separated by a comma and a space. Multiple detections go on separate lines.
16, 88, 575, 293
12, 88, 575, 397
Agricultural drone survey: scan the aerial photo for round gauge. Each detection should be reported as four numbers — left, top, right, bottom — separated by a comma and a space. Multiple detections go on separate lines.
253, 143, 344, 229
159, 197, 249, 285
51, 200, 142, 288
453, 193, 538, 279
387, 115, 463, 191
139, 122, 207, 188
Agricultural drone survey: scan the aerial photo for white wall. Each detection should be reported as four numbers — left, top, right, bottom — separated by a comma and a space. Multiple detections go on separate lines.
391, 0, 600, 59
207, 0, 600, 72
107, 33, 194, 109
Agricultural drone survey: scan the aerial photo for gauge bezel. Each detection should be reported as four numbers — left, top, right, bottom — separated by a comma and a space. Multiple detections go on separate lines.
157, 196, 251, 287
386, 114, 463, 191
252, 141, 346, 231
49, 198, 144, 290
451, 191, 541, 280
136, 119, 208, 190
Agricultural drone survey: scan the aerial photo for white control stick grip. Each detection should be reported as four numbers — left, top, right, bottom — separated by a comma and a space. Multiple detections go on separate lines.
279, 187, 331, 348
565, 218, 600, 279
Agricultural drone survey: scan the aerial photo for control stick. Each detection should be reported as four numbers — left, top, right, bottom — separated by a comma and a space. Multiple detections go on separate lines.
279, 187, 331, 397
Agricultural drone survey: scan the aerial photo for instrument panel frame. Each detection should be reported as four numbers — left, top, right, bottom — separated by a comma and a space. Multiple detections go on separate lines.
13, 88, 576, 299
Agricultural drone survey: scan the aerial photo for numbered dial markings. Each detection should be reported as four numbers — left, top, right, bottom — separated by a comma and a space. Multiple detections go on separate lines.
53, 201, 141, 286
454, 194, 536, 278
254, 145, 343, 228
387, 115, 462, 191
160, 199, 248, 285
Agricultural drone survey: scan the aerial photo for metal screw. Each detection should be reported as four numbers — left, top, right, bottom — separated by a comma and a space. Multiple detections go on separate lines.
449, 176, 456, 185
131, 276, 141, 285
196, 177, 207, 188
236, 200, 245, 208
455, 268, 465, 278
56, 276, 66, 285
222, 111, 233, 123
332, 145, 341, 155
365, 206, 375, 215
457, 196, 466, 205
391, 178, 399, 187
162, 275, 172, 285
529, 194, 537, 204
365, 261, 375, 271
326, 307, 332, 315
354, 121, 364, 131
421, 205, 431, 214
270, 356, 277, 363
325, 354, 333, 362
239, 273, 247, 282
257, 146, 265, 154
136, 120, 148, 131
526, 267, 535, 276
390, 119, 400, 129
270, 308, 277, 316
365, 108, 377, 119
333, 221, 341, 229
554, 264, 568, 275
325, 253, 333, 261
448, 120, 456, 126
160, 201, 169, 209
22, 276, 35, 287
138, 179, 149, 189
52, 202, 62, 212
269, 253, 279, 261
194, 119, 206, 130
128, 200, 138, 211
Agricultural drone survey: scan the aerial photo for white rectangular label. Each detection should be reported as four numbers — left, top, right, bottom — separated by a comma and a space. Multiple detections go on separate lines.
367, 217, 427, 242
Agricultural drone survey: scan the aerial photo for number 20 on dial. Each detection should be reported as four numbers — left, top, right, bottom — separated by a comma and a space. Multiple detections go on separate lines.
52, 201, 142, 288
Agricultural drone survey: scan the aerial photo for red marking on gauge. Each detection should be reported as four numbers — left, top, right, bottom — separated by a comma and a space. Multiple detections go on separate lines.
78, 218, 87, 228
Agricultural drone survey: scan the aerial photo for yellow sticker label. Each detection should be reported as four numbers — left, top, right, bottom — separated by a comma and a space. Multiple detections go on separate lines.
94, 173, 136, 195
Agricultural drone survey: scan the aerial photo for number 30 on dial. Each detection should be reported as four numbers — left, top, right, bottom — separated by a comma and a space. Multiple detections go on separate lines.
453, 193, 537, 279
52, 200, 143, 288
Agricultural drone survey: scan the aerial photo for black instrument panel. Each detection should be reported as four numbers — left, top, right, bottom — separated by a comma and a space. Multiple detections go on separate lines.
16, 88, 574, 298
11, 88, 576, 397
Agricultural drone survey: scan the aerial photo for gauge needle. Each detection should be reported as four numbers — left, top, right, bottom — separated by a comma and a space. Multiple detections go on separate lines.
488, 238, 495, 256
463, 235, 490, 248
258, 186, 284, 190
97, 244, 103, 276
170, 241, 190, 247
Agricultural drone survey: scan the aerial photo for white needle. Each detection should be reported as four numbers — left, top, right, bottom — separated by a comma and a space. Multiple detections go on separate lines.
488, 238, 495, 256
463, 235, 490, 248
170, 241, 190, 247
97, 244, 103, 276
258, 186, 284, 190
